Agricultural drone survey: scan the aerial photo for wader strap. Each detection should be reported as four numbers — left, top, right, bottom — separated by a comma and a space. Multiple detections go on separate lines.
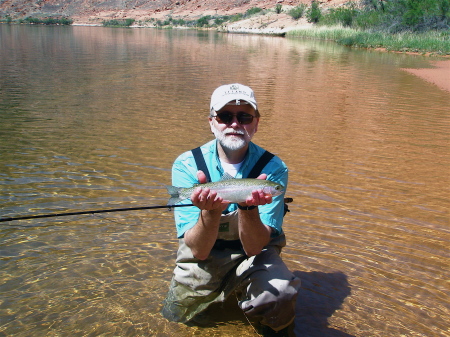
191, 147, 212, 183
191, 147, 274, 182
247, 151, 275, 178
190, 147, 289, 234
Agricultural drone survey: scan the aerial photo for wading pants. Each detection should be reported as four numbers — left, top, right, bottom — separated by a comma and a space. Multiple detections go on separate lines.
161, 234, 301, 331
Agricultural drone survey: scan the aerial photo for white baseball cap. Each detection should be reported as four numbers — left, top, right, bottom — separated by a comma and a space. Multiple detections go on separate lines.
210, 83, 258, 112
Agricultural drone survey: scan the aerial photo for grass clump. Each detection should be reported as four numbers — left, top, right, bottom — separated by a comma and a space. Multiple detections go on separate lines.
245, 7, 264, 16
340, 29, 450, 53
287, 25, 450, 54
102, 18, 135, 27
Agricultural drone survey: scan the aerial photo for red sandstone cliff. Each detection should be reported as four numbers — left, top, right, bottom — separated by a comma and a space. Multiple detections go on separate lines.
0, 0, 347, 23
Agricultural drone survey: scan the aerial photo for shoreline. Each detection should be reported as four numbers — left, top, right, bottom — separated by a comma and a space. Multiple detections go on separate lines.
72, 14, 450, 93
401, 61, 450, 93
5, 1, 450, 94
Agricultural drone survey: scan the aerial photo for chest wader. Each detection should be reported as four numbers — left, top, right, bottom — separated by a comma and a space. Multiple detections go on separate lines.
161, 148, 298, 330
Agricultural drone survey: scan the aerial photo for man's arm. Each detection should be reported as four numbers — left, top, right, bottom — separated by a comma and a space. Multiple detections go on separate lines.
184, 172, 280, 259
184, 171, 228, 260
237, 173, 273, 256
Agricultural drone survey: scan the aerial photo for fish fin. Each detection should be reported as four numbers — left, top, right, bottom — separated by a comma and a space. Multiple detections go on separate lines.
220, 172, 235, 181
166, 185, 182, 205
168, 197, 182, 206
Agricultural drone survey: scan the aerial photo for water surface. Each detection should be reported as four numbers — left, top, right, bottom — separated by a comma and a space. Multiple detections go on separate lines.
0, 25, 449, 336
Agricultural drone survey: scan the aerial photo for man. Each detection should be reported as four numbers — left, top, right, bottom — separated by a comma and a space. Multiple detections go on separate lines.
161, 83, 300, 333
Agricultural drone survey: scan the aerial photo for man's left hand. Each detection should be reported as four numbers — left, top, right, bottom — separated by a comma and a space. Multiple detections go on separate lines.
240, 173, 273, 207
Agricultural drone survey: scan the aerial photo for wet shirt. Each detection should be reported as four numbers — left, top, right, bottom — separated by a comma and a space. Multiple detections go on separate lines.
172, 140, 288, 238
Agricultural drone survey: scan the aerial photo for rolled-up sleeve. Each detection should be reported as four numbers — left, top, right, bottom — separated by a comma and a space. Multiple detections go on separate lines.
172, 154, 201, 238
259, 160, 288, 235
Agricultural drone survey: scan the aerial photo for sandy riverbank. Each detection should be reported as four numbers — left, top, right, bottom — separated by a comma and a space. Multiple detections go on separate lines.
402, 61, 450, 92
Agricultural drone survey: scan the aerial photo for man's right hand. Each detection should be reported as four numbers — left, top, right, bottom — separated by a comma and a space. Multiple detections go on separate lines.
190, 170, 228, 211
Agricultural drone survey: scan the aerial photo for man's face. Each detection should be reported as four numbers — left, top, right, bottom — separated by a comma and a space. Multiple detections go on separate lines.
209, 103, 259, 152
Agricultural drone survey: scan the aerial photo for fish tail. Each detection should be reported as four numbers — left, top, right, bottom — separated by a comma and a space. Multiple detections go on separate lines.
166, 185, 182, 205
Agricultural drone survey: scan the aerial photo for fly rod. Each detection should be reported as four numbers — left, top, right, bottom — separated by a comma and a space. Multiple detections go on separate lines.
0, 204, 194, 223
0, 198, 293, 223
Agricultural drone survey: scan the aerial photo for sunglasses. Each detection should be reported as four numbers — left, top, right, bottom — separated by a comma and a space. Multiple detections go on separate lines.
211, 111, 256, 125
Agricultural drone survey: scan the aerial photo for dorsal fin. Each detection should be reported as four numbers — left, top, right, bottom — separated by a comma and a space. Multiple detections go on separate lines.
220, 172, 235, 181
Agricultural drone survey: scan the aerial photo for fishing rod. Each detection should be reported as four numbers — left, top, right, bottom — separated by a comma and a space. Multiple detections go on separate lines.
0, 198, 293, 223
0, 204, 194, 223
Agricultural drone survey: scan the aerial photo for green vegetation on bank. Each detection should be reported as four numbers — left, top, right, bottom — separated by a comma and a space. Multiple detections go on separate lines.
0, 16, 73, 25
287, 26, 449, 54
102, 19, 135, 27
286, 0, 450, 54
314, 0, 450, 33
146, 0, 449, 54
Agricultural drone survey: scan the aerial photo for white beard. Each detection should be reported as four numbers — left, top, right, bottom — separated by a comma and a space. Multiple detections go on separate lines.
212, 126, 249, 151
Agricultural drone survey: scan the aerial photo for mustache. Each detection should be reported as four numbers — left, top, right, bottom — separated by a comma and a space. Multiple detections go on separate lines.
224, 129, 245, 135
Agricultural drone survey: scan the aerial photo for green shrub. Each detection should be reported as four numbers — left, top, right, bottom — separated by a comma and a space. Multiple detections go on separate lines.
59, 17, 73, 25
361, 0, 450, 32
196, 15, 212, 27
43, 17, 58, 25
102, 19, 135, 27
288, 4, 307, 20
172, 18, 186, 26
22, 16, 73, 25
307, 1, 322, 23
229, 13, 244, 22
275, 3, 283, 14
245, 7, 263, 16
320, 3, 359, 27
214, 16, 230, 25
353, 9, 384, 29
24, 17, 41, 24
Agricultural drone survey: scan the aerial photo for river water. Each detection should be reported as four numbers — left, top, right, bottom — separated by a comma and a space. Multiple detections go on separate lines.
0, 24, 448, 337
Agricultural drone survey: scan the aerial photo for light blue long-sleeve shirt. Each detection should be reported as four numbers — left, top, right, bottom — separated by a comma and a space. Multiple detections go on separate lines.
171, 139, 288, 238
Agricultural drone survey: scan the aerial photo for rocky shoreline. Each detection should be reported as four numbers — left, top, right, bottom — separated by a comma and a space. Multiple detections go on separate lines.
69, 3, 318, 36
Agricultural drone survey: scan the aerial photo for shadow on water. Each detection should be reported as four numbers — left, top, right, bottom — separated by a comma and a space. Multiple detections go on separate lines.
293, 271, 354, 337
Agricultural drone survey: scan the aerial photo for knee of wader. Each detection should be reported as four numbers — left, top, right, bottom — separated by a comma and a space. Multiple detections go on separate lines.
240, 276, 301, 331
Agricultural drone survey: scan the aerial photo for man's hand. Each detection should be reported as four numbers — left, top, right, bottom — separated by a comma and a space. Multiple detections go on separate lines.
239, 173, 273, 207
185, 170, 227, 260
190, 171, 228, 211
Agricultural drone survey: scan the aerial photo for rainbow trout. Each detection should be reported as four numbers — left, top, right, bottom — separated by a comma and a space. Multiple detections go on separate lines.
166, 173, 284, 205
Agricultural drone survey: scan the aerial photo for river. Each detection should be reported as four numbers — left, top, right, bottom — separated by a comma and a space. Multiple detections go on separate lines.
0, 24, 449, 336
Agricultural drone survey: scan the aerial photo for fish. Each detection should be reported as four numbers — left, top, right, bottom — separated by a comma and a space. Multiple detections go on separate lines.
166, 173, 284, 205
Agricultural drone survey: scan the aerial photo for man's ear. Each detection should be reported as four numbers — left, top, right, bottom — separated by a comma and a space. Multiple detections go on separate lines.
209, 117, 215, 134
254, 117, 260, 133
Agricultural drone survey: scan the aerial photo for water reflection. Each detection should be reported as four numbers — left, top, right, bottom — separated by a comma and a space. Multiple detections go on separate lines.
0, 25, 449, 336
